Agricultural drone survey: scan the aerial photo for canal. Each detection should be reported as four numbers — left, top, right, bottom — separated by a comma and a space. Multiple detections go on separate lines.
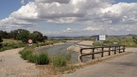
38, 42, 88, 62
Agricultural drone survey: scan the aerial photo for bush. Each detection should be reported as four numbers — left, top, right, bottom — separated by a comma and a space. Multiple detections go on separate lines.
36, 53, 49, 65
0, 48, 5, 52
93, 41, 101, 46
19, 50, 32, 60
27, 54, 38, 63
0, 36, 3, 43
64, 53, 71, 61
19, 48, 49, 65
0, 44, 2, 48
103, 40, 112, 44
0, 41, 25, 52
132, 36, 137, 44
61, 40, 67, 43
52, 55, 67, 67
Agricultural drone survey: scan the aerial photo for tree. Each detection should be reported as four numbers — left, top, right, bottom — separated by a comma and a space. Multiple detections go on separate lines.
9, 30, 18, 39
0, 36, 3, 47
10, 29, 26, 39
16, 30, 30, 43
43, 35, 48, 40
30, 31, 45, 43
0, 29, 48, 43
132, 36, 137, 44
0, 30, 10, 39
0, 36, 2, 42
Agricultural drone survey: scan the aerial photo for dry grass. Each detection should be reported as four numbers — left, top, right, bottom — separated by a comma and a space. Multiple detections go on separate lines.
0, 59, 2, 62
2, 39, 18, 43
53, 64, 82, 74
35, 64, 57, 75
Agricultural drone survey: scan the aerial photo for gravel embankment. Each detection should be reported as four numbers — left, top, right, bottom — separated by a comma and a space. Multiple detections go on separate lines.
0, 48, 57, 77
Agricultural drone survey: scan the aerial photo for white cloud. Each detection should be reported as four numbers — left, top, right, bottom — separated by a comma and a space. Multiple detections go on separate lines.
101, 2, 137, 17
0, 0, 137, 36
84, 27, 100, 31
11, 2, 38, 19
21, 0, 25, 5
70, 0, 86, 5
35, 0, 70, 3
63, 28, 72, 32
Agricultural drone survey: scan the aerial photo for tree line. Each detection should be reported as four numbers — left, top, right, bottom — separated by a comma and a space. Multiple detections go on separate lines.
0, 29, 48, 43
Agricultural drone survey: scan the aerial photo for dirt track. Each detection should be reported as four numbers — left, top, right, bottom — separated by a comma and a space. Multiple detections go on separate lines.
0, 48, 57, 77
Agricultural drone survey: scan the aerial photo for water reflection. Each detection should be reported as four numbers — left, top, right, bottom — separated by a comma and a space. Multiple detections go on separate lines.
39, 42, 89, 62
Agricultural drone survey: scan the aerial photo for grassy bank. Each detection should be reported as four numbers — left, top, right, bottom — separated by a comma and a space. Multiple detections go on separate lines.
93, 37, 137, 47
19, 46, 71, 66
19, 48, 50, 65
0, 39, 26, 52
0, 39, 66, 52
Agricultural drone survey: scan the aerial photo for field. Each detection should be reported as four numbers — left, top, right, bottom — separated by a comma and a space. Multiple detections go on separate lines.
2, 39, 18, 43
93, 36, 137, 47
0, 39, 25, 52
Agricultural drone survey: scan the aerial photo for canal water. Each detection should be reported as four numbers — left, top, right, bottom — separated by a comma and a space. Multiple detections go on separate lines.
39, 42, 89, 62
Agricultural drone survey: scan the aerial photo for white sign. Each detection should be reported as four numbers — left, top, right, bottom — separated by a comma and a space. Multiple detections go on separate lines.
28, 39, 33, 46
28, 39, 33, 44
99, 35, 106, 40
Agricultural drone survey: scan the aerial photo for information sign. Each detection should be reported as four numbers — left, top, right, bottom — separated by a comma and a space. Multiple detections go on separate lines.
99, 35, 106, 40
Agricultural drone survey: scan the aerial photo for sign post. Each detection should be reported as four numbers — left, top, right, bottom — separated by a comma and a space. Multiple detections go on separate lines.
99, 35, 106, 46
28, 39, 33, 46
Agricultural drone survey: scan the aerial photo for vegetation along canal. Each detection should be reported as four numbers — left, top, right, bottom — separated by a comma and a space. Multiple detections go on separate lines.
38, 42, 88, 62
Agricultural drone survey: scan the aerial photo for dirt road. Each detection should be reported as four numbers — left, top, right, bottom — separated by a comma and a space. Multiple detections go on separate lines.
0, 48, 56, 77
66, 48, 137, 77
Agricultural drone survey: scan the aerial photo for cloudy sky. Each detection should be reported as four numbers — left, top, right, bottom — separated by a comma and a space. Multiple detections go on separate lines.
0, 0, 137, 36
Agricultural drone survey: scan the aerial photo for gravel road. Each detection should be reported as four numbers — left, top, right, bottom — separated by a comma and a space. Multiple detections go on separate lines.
66, 48, 137, 77
0, 48, 57, 77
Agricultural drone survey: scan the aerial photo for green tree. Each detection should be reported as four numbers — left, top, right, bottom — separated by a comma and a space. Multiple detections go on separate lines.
132, 36, 137, 44
10, 30, 18, 39
10, 29, 26, 39
16, 30, 30, 43
43, 35, 48, 40
0, 37, 2, 42
30, 31, 45, 43
0, 30, 10, 39
0, 36, 3, 47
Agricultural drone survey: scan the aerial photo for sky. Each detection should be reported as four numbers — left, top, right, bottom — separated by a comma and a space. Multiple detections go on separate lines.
0, 0, 137, 37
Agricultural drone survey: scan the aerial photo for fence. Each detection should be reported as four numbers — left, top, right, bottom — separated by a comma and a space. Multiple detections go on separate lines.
78, 45, 125, 62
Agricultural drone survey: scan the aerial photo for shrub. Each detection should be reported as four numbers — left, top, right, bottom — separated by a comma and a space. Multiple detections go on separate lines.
19, 48, 50, 65
61, 40, 66, 43
27, 54, 38, 63
52, 55, 67, 67
36, 53, 49, 65
0, 47, 11, 52
93, 41, 101, 46
132, 36, 137, 44
64, 53, 71, 61
19, 50, 32, 60
0, 41, 25, 52
0, 37, 3, 42
0, 44, 2, 48
103, 40, 112, 44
